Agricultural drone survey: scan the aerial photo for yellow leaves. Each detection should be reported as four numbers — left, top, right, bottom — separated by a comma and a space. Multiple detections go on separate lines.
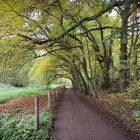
27, 55, 59, 85
37, 57, 56, 73
0, 0, 25, 34
29, 56, 58, 78
51, 24, 62, 36
125, 99, 139, 105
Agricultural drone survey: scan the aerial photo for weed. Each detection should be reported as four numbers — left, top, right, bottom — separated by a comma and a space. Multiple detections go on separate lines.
132, 111, 140, 122
0, 108, 53, 140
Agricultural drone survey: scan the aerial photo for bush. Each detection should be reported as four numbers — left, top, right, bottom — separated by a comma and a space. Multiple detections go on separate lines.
132, 111, 140, 122
127, 81, 140, 112
0, 109, 53, 140
127, 80, 140, 99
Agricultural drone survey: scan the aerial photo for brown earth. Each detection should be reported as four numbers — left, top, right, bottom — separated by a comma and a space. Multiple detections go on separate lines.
51, 89, 136, 140
0, 92, 49, 113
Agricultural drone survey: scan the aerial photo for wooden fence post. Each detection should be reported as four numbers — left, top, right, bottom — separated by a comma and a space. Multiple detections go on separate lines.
34, 96, 39, 130
53, 89, 55, 102
34, 87, 65, 130
56, 89, 58, 98
47, 91, 51, 109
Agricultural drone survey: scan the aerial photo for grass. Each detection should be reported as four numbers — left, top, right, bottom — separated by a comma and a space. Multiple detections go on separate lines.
0, 108, 53, 140
0, 83, 48, 104
0, 83, 54, 140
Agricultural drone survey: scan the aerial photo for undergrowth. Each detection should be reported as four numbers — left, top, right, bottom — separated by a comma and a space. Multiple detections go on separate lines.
0, 108, 53, 140
97, 80, 140, 135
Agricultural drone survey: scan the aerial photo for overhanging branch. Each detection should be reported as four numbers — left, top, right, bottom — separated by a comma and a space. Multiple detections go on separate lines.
9, 0, 139, 45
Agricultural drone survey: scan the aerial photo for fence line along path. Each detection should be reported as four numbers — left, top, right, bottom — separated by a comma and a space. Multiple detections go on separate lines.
34, 86, 66, 130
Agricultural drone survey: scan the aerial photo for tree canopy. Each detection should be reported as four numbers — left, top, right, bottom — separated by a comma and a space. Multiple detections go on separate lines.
0, 0, 140, 96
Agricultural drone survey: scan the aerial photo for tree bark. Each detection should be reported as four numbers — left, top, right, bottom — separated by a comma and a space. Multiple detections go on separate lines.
102, 67, 110, 89
119, 3, 131, 91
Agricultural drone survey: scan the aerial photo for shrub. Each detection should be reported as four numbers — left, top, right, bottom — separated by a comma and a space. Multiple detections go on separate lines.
128, 81, 140, 99
0, 109, 53, 140
132, 111, 140, 122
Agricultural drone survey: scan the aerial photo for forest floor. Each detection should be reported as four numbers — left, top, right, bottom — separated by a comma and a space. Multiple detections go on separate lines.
51, 88, 136, 140
78, 91, 140, 140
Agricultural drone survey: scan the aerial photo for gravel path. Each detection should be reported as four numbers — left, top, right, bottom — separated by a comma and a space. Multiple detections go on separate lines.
51, 88, 132, 140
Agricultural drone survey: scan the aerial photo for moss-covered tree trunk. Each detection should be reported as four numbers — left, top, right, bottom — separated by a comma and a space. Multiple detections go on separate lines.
119, 3, 131, 92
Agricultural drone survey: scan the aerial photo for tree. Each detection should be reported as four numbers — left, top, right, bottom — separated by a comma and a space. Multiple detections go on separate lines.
0, 0, 139, 96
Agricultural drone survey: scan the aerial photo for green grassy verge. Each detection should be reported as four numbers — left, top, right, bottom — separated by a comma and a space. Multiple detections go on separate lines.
0, 108, 53, 140
0, 83, 48, 103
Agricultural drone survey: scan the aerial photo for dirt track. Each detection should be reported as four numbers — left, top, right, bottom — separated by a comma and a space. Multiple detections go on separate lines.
51, 89, 133, 140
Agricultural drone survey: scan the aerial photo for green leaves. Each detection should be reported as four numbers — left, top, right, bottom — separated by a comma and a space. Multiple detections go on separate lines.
132, 111, 140, 122
0, 109, 53, 140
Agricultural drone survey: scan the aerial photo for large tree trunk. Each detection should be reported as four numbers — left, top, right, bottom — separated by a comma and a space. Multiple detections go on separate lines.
73, 65, 89, 95
102, 67, 110, 89
82, 57, 97, 97
89, 23, 112, 90
71, 69, 85, 93
119, 4, 131, 91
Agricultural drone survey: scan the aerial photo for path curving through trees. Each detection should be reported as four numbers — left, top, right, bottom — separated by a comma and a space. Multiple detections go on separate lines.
51, 88, 133, 140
